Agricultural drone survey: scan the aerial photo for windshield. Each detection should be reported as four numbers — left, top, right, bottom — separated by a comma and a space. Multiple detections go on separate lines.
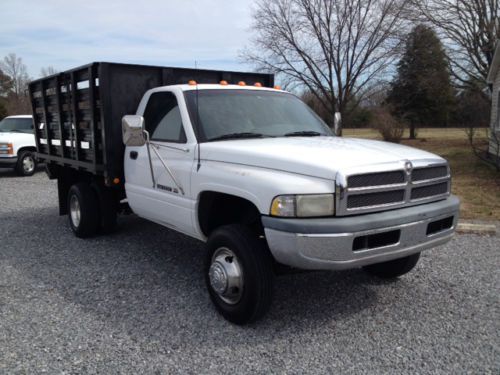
184, 89, 332, 142
0, 117, 33, 133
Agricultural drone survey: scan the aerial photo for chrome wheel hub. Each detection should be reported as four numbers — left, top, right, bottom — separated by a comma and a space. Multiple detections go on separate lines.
23, 155, 35, 173
209, 247, 243, 305
69, 195, 81, 228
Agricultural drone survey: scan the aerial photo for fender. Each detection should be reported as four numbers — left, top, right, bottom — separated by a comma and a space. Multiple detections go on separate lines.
191, 160, 335, 239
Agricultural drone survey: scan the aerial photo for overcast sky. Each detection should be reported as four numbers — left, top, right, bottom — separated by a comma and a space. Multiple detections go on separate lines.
0, 0, 257, 78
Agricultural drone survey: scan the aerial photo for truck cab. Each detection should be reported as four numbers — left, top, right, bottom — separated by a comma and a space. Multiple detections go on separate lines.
0, 115, 37, 176
29, 63, 459, 324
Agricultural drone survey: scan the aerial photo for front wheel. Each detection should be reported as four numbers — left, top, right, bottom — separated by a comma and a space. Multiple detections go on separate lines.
363, 252, 421, 279
205, 224, 274, 325
15, 151, 37, 176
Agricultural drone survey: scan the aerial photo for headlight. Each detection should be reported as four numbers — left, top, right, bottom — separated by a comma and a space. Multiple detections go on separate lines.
270, 194, 335, 217
0, 143, 13, 155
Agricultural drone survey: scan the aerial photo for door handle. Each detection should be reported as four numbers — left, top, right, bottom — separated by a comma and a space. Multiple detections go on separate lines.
130, 151, 138, 160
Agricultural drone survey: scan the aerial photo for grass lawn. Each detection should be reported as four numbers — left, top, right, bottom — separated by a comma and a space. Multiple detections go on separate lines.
343, 128, 500, 221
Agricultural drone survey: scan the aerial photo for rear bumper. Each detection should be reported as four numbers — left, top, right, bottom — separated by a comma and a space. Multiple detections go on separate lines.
0, 156, 17, 168
263, 195, 460, 270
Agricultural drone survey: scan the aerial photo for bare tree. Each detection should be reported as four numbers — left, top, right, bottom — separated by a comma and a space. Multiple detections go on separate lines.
243, 0, 409, 135
411, 0, 500, 86
0, 68, 12, 96
40, 66, 59, 77
0, 53, 31, 114
0, 53, 30, 97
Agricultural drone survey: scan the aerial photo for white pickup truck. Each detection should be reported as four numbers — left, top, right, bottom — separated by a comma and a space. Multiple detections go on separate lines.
0, 115, 38, 176
30, 63, 459, 324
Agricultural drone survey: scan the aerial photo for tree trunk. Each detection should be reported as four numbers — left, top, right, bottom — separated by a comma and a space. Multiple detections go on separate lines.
336, 123, 343, 137
409, 122, 416, 139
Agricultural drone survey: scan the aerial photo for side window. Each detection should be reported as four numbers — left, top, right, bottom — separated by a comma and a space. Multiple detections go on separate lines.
143, 92, 187, 143
20, 119, 34, 132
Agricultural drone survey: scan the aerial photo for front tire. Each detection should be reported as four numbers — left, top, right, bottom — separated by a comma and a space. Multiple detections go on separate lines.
15, 151, 37, 176
67, 183, 99, 238
205, 224, 274, 325
363, 252, 421, 279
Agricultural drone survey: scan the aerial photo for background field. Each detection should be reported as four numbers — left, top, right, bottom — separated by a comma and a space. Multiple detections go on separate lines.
343, 128, 500, 221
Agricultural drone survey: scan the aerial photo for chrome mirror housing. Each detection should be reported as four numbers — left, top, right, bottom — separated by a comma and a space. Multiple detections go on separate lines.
122, 115, 146, 147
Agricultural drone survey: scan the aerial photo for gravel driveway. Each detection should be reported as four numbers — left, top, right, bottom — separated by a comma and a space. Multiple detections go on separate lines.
0, 169, 498, 374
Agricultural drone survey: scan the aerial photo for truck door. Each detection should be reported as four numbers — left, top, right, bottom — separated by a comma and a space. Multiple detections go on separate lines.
124, 90, 197, 235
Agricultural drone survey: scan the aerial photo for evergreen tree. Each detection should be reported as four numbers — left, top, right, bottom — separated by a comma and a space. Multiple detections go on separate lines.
388, 25, 454, 139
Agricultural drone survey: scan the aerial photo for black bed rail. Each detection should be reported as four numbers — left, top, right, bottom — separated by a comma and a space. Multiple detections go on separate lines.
29, 62, 274, 184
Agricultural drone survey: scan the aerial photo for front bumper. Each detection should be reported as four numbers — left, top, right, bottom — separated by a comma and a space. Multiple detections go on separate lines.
263, 195, 460, 270
0, 156, 17, 168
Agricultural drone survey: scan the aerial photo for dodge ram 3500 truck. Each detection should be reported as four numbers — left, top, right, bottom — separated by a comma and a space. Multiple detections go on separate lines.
0, 115, 38, 176
30, 62, 460, 324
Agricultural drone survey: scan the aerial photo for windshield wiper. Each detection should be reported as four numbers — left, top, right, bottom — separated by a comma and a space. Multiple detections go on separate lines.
209, 132, 265, 141
284, 130, 322, 137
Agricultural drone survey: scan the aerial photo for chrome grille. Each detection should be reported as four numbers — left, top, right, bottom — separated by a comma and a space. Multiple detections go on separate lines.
347, 190, 405, 208
348, 171, 405, 188
412, 166, 448, 181
411, 182, 448, 200
337, 162, 450, 215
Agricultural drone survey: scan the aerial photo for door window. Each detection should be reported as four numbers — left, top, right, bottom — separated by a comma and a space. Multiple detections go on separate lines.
143, 92, 187, 143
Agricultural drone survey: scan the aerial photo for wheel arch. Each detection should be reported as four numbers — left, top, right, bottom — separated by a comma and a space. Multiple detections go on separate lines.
197, 190, 264, 237
17, 146, 37, 156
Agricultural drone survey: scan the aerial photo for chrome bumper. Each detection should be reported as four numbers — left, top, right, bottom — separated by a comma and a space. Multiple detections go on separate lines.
263, 195, 460, 270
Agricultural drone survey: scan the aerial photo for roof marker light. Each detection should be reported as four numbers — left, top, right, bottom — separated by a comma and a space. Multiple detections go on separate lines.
274, 85, 282, 90
220, 80, 228, 85
238, 81, 246, 86
188, 80, 197, 86
254, 82, 262, 87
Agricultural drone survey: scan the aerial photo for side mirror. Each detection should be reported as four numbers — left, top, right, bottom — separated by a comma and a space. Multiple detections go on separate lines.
122, 115, 146, 147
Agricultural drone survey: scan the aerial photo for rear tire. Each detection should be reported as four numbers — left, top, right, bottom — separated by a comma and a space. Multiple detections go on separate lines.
363, 252, 421, 279
15, 151, 37, 176
67, 183, 99, 238
205, 224, 274, 325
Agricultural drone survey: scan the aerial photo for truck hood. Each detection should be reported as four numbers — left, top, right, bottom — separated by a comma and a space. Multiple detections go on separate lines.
0, 132, 35, 144
200, 136, 445, 180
